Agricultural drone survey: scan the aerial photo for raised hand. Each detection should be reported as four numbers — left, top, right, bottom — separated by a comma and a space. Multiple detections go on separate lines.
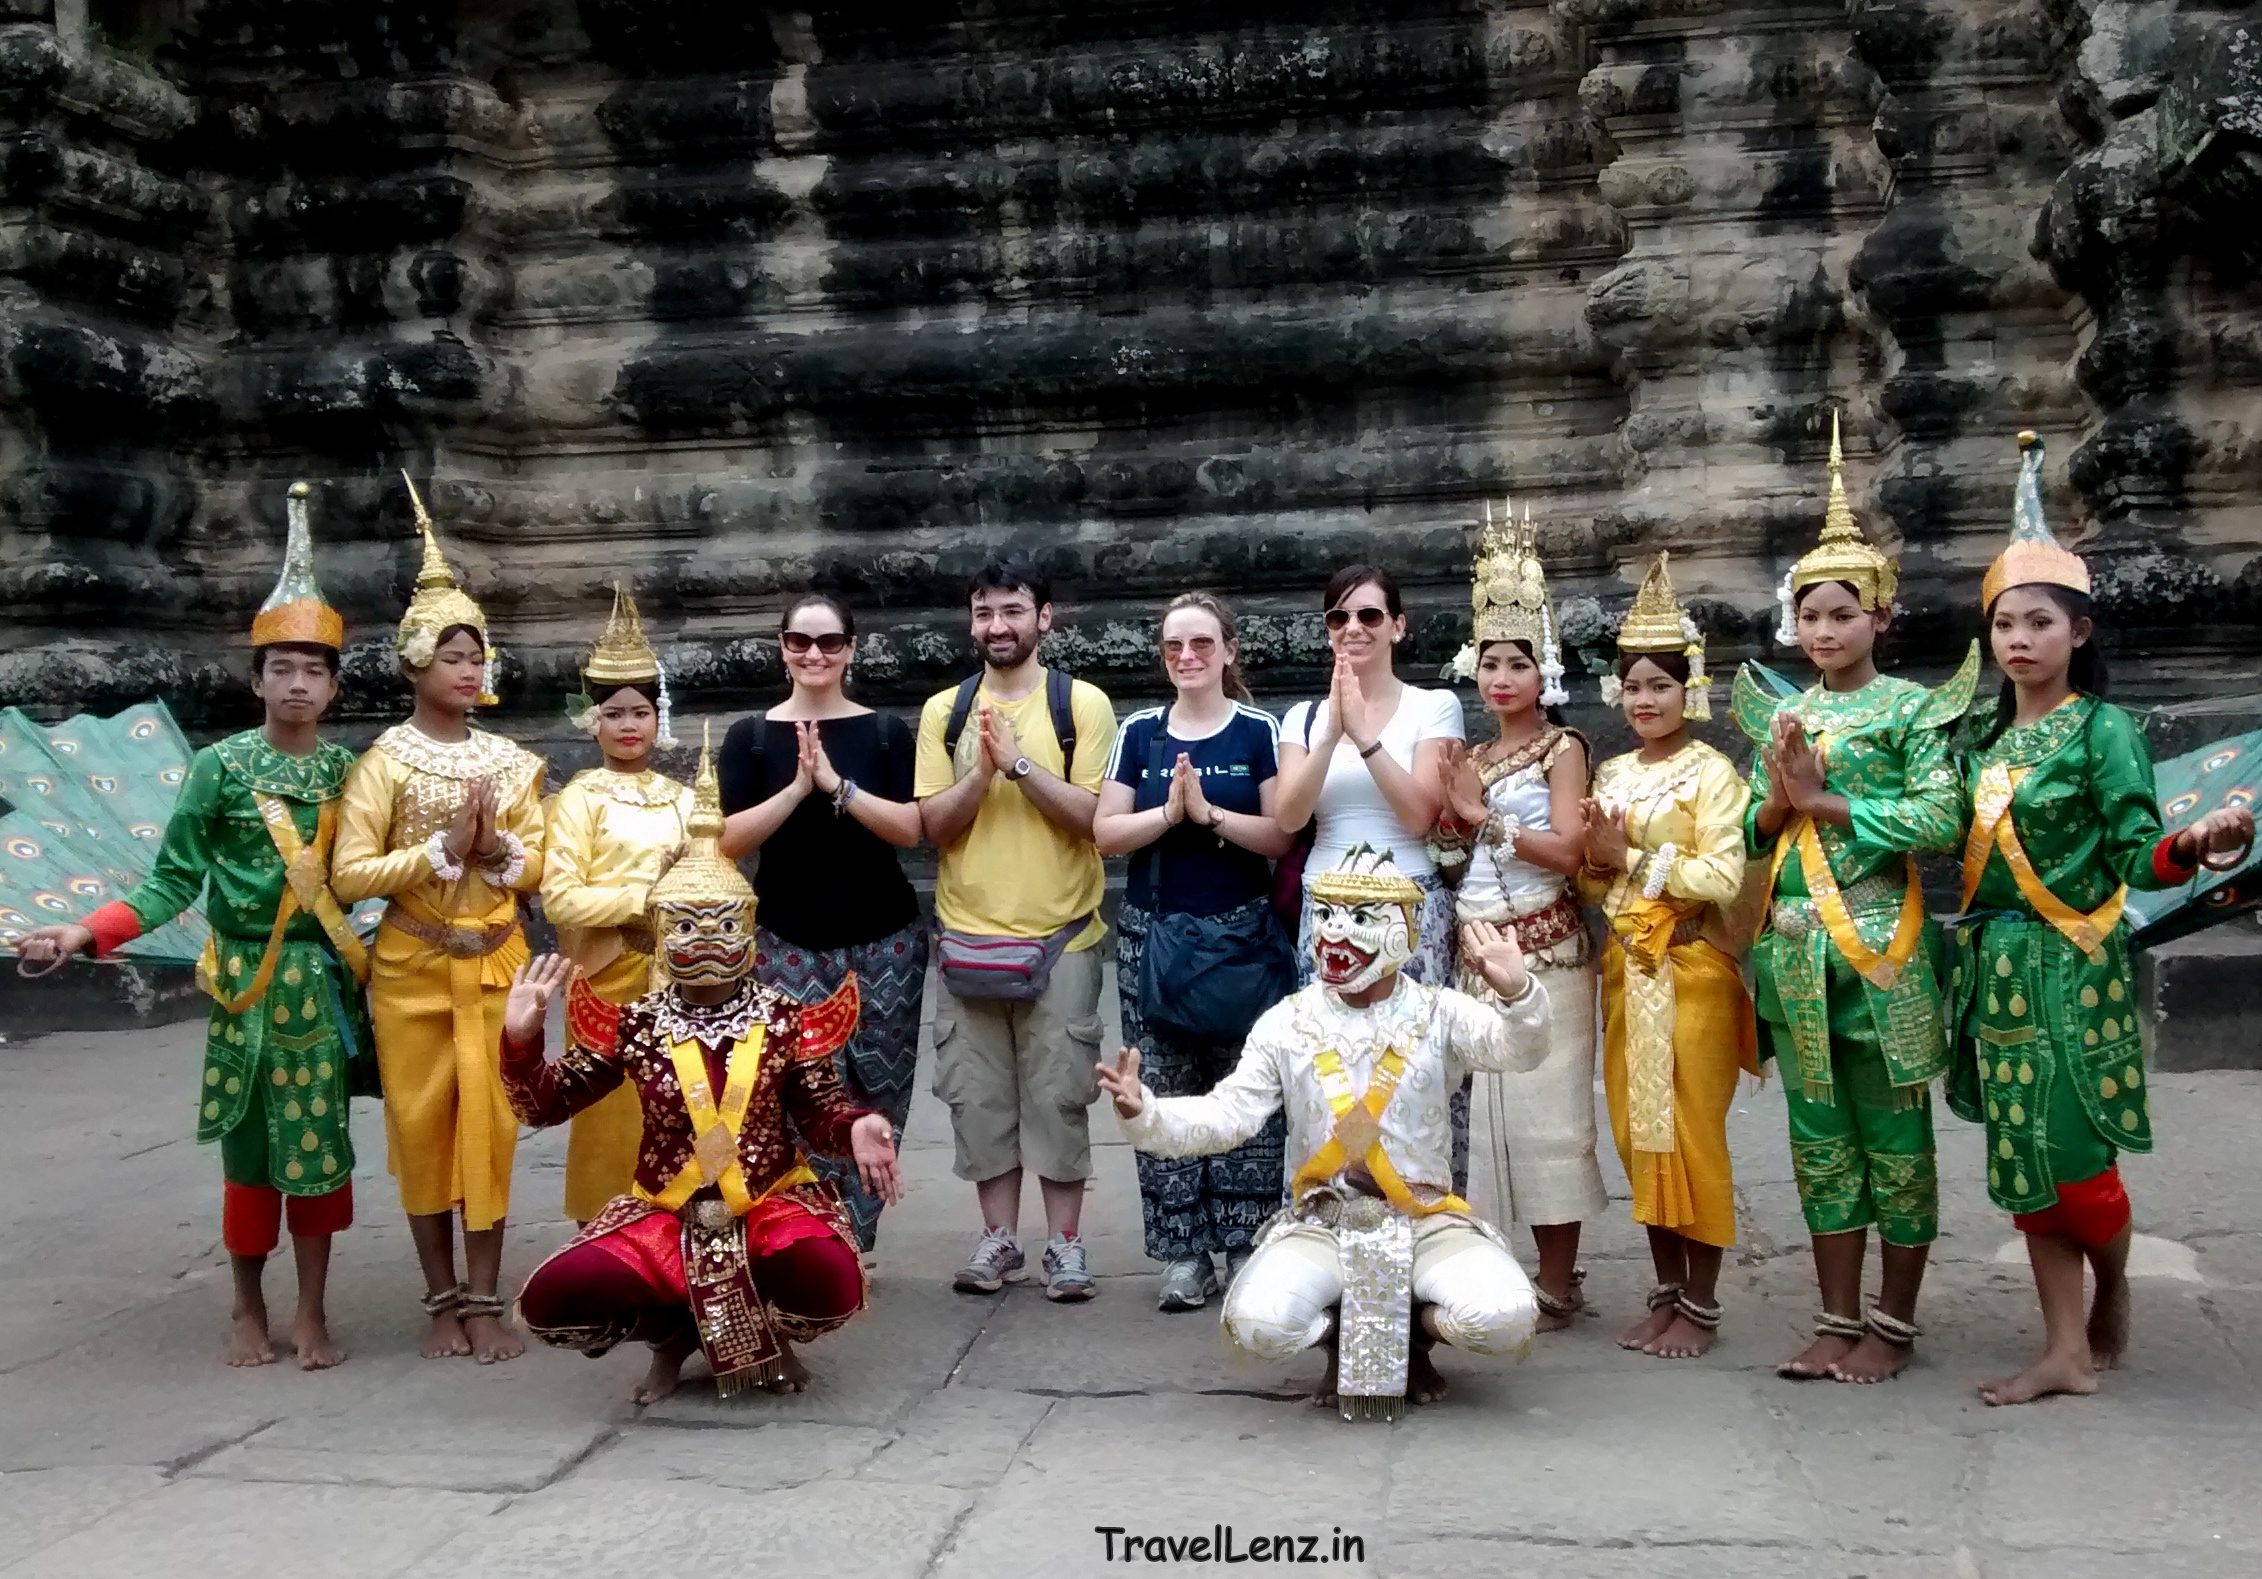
14, 922, 95, 977
1459, 918, 1530, 1002
801, 723, 842, 795
1582, 796, 1630, 871
503, 953, 574, 1048
979, 704, 1023, 777
445, 781, 482, 864
849, 1113, 904, 1205
791, 722, 819, 795
1094, 1046, 1145, 1119
471, 778, 501, 860
1177, 753, 1213, 826
1339, 659, 1376, 750
1776, 720, 1826, 812
1314, 656, 1348, 746
1163, 755, 1189, 825
1441, 740, 1489, 826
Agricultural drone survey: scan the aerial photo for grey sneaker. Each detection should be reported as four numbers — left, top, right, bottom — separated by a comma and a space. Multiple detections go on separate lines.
952, 1227, 1026, 1294
1042, 1233, 1096, 1302
1223, 1248, 1254, 1285
1157, 1256, 1220, 1312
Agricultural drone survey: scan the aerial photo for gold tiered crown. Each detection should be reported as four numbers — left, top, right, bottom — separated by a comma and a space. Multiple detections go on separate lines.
1307, 843, 1425, 910
1617, 551, 1693, 653
648, 723, 755, 913
1470, 497, 1552, 650
249, 481, 344, 650
394, 471, 489, 662
1791, 410, 1898, 611
584, 582, 661, 686
1981, 431, 2090, 611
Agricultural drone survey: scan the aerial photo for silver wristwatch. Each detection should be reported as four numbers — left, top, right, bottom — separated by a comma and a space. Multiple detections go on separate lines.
1006, 756, 1033, 782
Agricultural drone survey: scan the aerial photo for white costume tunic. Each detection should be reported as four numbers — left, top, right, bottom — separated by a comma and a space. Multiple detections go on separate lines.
1454, 733, 1609, 1230
1120, 975, 1549, 1370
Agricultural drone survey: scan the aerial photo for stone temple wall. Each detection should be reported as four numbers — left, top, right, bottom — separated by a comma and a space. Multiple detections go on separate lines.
1, 0, 2257, 741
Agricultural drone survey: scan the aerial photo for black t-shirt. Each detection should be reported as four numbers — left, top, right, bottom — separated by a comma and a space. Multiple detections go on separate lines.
717, 712, 920, 951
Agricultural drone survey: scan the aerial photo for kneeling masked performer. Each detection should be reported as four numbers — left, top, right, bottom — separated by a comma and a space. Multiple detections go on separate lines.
1097, 845, 1551, 1420
498, 727, 899, 1404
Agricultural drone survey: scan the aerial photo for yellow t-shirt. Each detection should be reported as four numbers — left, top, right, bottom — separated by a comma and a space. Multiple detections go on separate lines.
914, 675, 1118, 950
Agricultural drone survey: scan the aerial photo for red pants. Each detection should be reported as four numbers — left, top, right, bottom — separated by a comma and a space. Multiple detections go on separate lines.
2012, 1166, 2131, 1249
519, 1204, 862, 1344
223, 1181, 353, 1257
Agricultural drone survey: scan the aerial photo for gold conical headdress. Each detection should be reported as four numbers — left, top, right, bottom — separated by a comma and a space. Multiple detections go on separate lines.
1610, 551, 1711, 720
1790, 411, 1898, 611
250, 481, 344, 650
1449, 497, 1570, 705
583, 582, 662, 686
1981, 431, 2089, 611
648, 722, 754, 916
394, 471, 489, 665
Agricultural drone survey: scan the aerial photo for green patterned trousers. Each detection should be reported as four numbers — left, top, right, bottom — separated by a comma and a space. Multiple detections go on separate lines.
1767, 1018, 1940, 1246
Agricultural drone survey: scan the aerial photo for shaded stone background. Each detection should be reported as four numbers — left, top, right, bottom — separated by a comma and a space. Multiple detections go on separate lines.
1, 0, 2258, 741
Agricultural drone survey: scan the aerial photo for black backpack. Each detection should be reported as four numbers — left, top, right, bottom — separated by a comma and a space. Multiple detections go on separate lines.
942, 668, 1078, 768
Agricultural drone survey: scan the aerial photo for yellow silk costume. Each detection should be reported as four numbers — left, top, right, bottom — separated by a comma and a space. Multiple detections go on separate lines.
1582, 742, 1758, 1247
541, 767, 693, 1220
333, 726, 547, 1228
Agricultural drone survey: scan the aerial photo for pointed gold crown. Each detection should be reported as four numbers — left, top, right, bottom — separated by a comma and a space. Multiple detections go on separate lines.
1791, 410, 1898, 611
1307, 843, 1425, 909
250, 481, 345, 650
394, 471, 489, 660
649, 723, 754, 914
1618, 551, 1694, 654
1981, 431, 2090, 611
1469, 497, 1552, 650
584, 581, 662, 686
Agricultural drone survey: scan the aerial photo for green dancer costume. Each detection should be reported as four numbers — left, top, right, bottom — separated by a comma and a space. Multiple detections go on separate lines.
1741, 660, 1973, 1245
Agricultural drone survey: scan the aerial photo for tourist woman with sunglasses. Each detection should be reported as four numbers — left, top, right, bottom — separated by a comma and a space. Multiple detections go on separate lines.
717, 594, 926, 1255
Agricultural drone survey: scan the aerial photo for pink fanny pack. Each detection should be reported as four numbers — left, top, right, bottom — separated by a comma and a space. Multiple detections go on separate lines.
934, 920, 1085, 1002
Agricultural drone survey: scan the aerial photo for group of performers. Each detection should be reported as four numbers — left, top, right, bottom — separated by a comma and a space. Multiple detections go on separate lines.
11, 423, 2253, 1421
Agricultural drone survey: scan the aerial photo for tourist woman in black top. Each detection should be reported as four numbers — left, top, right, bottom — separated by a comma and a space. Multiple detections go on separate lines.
719, 594, 926, 1253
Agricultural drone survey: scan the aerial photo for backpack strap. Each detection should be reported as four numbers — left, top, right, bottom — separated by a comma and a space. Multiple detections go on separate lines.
1047, 667, 1078, 771
940, 674, 983, 759
1141, 705, 1174, 903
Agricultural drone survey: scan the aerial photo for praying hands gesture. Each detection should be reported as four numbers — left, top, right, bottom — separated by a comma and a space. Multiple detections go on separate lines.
1458, 919, 1531, 1002
445, 777, 499, 865
503, 953, 575, 1049
849, 1114, 904, 1205
1171, 754, 1214, 828
1329, 655, 1377, 751
797, 722, 841, 795
978, 703, 1022, 779
1769, 713, 1827, 813
1095, 1045, 1145, 1120
1582, 796, 1631, 872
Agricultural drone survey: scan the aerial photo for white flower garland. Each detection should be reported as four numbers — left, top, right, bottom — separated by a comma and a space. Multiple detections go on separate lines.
1642, 842, 1678, 900
476, 829, 527, 890
1539, 604, 1569, 707
1774, 568, 1798, 646
424, 829, 464, 882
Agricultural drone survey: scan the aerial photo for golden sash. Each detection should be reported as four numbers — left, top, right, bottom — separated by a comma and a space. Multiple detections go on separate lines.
195, 794, 371, 1014
1959, 762, 2125, 964
1292, 1048, 1469, 1218
1762, 817, 1925, 990
639, 1029, 816, 1215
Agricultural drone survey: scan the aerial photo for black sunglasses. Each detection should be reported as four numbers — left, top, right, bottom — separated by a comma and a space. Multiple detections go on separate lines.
781, 631, 849, 655
1323, 606, 1391, 632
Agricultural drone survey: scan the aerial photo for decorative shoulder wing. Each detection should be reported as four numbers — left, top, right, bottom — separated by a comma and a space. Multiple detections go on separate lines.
1914, 640, 1984, 733
796, 972, 861, 1061
1731, 661, 1799, 745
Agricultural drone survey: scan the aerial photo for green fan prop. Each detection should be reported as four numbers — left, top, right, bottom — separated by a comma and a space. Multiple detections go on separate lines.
2126, 725, 2262, 947
0, 702, 208, 964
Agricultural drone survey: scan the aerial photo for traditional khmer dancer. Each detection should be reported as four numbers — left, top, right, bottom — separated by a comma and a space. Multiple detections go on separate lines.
1096, 846, 1548, 1421
17, 485, 370, 1371
1738, 417, 1976, 1384
1950, 433, 2253, 1406
333, 476, 547, 1363
502, 729, 895, 1405
1432, 501, 1605, 1332
544, 585, 691, 1224
1580, 553, 1758, 1360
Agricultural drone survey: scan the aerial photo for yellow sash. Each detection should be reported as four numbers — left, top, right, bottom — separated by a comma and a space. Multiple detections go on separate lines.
1761, 816, 1926, 989
638, 1029, 816, 1215
195, 794, 371, 1014
1959, 762, 2125, 963
1292, 1048, 1468, 1218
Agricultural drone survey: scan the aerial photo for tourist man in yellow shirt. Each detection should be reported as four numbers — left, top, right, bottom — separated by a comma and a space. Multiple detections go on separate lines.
917, 561, 1118, 1301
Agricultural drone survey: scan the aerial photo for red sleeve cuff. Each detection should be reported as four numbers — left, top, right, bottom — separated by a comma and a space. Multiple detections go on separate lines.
2151, 833, 2197, 885
85, 901, 144, 959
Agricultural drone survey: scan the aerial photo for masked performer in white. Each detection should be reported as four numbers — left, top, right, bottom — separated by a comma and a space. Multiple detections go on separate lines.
1096, 845, 1550, 1420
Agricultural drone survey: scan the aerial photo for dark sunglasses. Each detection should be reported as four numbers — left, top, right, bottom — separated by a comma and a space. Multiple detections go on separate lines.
1323, 606, 1391, 632
780, 631, 849, 655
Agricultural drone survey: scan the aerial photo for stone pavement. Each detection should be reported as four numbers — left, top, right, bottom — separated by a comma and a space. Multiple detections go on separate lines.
4, 973, 2261, 1578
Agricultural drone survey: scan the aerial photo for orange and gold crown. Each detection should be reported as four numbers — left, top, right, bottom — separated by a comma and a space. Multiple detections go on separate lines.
1791, 411, 1897, 611
1981, 431, 2089, 611
249, 482, 344, 650
584, 581, 661, 686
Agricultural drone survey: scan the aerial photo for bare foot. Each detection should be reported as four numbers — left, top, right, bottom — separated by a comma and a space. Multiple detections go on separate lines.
1778, 1332, 1857, 1380
291, 1312, 346, 1371
420, 1311, 471, 1360
1828, 1333, 1913, 1385
762, 1342, 811, 1395
1407, 1343, 1449, 1405
1978, 1348, 2097, 1407
464, 1311, 526, 1364
2087, 1277, 2130, 1371
632, 1338, 694, 1405
1644, 1313, 1717, 1360
1534, 1280, 1585, 1334
1617, 1303, 1675, 1352
226, 1304, 277, 1368
1308, 1343, 1341, 1411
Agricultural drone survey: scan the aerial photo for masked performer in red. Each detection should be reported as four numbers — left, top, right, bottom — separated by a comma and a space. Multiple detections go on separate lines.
500, 729, 901, 1404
